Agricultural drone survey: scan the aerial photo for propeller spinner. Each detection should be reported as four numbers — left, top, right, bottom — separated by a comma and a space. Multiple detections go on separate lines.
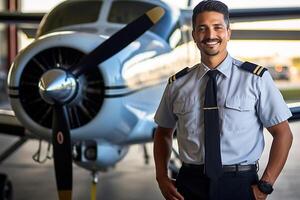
38, 69, 77, 105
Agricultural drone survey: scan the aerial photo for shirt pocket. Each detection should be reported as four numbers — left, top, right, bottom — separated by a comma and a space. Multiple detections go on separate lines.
224, 97, 256, 132
173, 100, 197, 132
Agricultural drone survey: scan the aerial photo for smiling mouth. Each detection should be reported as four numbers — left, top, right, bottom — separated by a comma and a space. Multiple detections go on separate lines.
202, 39, 221, 46
205, 41, 219, 46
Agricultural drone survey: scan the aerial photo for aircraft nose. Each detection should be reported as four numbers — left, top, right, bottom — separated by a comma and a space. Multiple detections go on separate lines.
38, 69, 77, 105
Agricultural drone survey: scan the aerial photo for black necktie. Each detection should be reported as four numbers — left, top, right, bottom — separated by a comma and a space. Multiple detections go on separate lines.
204, 70, 223, 180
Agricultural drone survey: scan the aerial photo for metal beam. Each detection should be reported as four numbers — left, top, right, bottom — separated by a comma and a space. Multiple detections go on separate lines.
6, 0, 18, 68
231, 30, 300, 40
0, 12, 43, 24
230, 7, 300, 22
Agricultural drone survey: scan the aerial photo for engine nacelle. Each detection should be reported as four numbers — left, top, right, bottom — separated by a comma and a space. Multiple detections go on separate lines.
7, 31, 139, 143
73, 140, 129, 171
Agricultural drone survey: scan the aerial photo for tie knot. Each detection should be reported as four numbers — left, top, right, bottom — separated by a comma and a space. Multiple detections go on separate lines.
207, 70, 218, 78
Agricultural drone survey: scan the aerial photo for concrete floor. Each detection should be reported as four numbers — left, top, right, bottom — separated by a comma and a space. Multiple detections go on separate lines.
0, 122, 299, 200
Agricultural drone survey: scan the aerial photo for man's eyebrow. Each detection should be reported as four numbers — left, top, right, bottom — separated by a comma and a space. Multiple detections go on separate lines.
196, 23, 225, 27
196, 24, 207, 28
212, 23, 225, 26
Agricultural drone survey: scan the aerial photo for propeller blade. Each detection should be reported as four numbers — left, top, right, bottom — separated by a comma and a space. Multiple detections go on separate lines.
52, 105, 72, 200
70, 6, 165, 77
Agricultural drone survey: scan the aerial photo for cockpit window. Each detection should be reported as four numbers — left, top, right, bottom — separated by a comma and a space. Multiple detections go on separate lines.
108, 1, 155, 24
37, 1, 103, 37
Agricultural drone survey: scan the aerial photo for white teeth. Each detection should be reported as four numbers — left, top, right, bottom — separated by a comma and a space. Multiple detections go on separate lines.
206, 41, 218, 45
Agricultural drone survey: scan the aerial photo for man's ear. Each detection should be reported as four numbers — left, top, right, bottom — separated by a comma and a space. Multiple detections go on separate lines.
227, 28, 231, 41
192, 30, 196, 42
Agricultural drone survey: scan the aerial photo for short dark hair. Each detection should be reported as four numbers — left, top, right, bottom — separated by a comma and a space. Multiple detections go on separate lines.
192, 0, 230, 30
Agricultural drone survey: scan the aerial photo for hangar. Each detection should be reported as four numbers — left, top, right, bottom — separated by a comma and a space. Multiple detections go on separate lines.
0, 0, 300, 199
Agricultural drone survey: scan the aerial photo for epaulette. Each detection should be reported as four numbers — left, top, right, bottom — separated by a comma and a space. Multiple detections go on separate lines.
240, 61, 267, 77
168, 67, 189, 84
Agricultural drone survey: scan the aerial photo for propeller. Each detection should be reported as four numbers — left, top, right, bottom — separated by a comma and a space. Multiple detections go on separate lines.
52, 105, 72, 199
70, 6, 165, 77
39, 69, 76, 199
38, 6, 165, 200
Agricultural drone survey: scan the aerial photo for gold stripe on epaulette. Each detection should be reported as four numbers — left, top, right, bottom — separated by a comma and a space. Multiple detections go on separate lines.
256, 66, 264, 76
255, 66, 262, 75
172, 75, 176, 81
253, 65, 260, 74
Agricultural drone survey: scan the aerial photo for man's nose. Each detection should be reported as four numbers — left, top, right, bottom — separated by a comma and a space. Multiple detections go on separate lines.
205, 28, 215, 38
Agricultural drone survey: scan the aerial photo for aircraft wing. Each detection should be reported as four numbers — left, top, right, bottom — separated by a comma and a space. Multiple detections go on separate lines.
0, 109, 26, 137
288, 103, 300, 122
124, 112, 157, 145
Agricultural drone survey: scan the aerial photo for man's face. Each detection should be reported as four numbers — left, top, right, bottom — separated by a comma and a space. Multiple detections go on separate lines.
192, 11, 231, 58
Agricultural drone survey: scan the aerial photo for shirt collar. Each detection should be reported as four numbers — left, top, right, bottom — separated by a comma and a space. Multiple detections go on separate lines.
197, 54, 232, 79
197, 63, 210, 80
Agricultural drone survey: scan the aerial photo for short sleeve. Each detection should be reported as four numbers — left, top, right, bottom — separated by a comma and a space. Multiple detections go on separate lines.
256, 71, 292, 128
154, 84, 177, 128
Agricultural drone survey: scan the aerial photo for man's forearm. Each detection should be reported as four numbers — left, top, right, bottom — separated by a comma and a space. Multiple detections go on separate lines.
153, 127, 174, 180
262, 122, 293, 184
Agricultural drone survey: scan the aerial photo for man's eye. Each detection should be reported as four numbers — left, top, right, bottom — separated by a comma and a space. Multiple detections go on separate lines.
198, 27, 206, 32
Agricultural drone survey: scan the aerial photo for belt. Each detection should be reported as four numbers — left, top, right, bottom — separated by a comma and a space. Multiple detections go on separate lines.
182, 163, 257, 173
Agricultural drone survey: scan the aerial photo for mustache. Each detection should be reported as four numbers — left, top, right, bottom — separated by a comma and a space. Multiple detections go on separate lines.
201, 38, 221, 43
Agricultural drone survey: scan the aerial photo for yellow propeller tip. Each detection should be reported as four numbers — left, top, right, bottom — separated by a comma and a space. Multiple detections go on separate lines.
58, 190, 72, 200
146, 7, 165, 24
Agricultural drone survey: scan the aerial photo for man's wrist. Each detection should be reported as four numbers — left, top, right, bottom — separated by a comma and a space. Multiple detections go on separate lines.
156, 173, 169, 182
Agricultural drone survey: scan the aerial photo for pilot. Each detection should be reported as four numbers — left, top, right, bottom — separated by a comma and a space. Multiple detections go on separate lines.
153, 1, 293, 200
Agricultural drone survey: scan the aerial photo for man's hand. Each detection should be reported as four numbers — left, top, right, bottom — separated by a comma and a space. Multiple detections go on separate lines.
251, 185, 267, 200
157, 176, 184, 200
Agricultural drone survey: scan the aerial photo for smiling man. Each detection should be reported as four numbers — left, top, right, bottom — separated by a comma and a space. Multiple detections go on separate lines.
153, 1, 293, 200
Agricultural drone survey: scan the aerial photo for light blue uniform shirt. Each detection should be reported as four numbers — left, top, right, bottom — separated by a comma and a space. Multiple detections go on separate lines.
154, 54, 292, 165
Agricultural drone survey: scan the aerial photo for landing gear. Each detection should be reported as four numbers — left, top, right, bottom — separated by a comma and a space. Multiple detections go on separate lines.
90, 171, 98, 200
0, 174, 13, 200
142, 144, 150, 165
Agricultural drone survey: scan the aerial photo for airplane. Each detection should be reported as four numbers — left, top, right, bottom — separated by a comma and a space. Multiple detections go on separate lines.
0, 0, 300, 199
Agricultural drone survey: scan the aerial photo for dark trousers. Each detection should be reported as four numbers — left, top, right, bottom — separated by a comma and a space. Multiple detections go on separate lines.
175, 165, 258, 200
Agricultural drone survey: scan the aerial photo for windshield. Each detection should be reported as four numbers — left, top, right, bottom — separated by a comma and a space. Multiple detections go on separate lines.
108, 1, 177, 40
37, 1, 103, 37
